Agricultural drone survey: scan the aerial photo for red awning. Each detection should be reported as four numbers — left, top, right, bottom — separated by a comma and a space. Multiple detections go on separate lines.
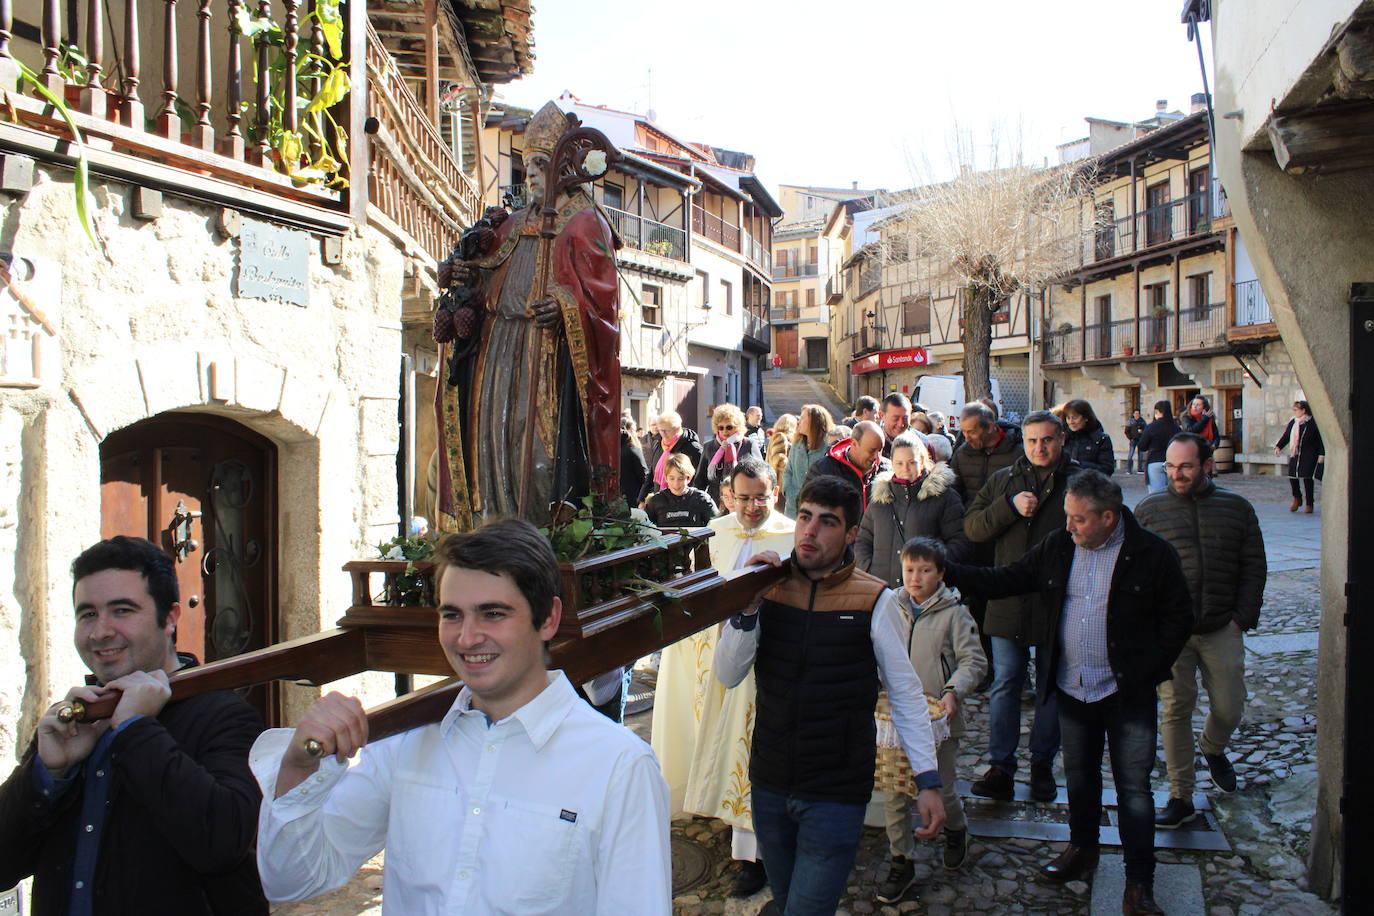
850, 347, 928, 374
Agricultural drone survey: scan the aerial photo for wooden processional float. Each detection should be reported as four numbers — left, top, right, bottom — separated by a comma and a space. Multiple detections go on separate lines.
56, 109, 787, 743
57, 527, 786, 748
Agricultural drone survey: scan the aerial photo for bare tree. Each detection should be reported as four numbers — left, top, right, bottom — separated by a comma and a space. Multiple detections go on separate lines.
886, 136, 1094, 400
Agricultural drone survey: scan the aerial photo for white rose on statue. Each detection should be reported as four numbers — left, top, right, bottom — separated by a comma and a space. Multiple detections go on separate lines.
584, 150, 608, 176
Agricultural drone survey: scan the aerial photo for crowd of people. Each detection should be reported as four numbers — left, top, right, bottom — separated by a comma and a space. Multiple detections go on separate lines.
0, 388, 1312, 916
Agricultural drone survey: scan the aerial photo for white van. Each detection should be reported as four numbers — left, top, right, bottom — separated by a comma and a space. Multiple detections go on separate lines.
912, 374, 1003, 418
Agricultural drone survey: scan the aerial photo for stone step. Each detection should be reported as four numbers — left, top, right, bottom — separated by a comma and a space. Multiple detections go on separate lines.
1091, 855, 1203, 915
761, 370, 848, 423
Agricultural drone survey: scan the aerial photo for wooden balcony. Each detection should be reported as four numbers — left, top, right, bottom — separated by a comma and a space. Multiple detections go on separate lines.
0, 0, 480, 261
364, 20, 481, 260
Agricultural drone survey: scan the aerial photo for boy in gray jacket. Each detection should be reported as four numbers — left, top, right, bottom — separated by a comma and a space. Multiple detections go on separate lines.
876, 537, 988, 905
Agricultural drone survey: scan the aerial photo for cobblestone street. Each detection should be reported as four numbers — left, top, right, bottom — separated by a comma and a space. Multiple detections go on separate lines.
272, 473, 1334, 915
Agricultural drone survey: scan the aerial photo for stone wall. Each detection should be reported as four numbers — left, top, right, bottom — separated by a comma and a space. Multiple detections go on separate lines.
0, 162, 410, 763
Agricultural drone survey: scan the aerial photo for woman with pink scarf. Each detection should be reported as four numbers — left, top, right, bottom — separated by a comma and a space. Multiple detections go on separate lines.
637, 410, 703, 506
693, 404, 762, 505
1274, 399, 1325, 513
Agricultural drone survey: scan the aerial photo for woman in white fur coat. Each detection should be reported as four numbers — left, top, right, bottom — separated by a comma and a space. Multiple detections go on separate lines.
855, 431, 972, 587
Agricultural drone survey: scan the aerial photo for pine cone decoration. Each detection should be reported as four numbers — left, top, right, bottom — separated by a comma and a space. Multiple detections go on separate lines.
433, 306, 457, 343
452, 306, 478, 340
437, 258, 453, 290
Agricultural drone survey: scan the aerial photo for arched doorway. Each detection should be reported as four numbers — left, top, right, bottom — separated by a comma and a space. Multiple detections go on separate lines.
99, 413, 279, 723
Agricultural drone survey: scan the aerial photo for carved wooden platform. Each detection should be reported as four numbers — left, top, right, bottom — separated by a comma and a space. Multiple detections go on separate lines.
94, 530, 783, 745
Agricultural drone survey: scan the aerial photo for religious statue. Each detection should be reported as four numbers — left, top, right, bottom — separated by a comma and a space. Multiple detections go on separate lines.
432, 102, 623, 531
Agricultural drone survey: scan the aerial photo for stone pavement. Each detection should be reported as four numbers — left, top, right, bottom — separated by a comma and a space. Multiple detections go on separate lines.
271, 471, 1335, 915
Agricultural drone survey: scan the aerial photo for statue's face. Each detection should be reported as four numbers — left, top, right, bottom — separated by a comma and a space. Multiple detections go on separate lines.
522, 154, 549, 204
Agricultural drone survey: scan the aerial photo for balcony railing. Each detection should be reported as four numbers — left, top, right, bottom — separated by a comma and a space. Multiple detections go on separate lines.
744, 229, 771, 271
772, 262, 818, 281
1234, 279, 1274, 326
692, 206, 740, 252
0, 0, 353, 212
1084, 319, 1138, 360
743, 308, 770, 348
602, 205, 687, 261
366, 23, 482, 260
1042, 328, 1084, 365
825, 275, 842, 303
1176, 302, 1228, 350
1087, 191, 1216, 263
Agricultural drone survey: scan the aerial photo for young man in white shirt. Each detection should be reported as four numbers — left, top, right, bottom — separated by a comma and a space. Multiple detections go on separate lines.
715, 475, 946, 914
251, 518, 672, 915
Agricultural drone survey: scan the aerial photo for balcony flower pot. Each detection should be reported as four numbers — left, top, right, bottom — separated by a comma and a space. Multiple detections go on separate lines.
1122, 345, 1134, 356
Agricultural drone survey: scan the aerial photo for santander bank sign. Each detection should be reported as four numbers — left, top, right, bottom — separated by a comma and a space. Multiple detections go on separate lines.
851, 347, 929, 375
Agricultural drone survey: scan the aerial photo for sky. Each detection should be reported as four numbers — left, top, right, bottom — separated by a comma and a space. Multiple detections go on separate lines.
498, 0, 1214, 194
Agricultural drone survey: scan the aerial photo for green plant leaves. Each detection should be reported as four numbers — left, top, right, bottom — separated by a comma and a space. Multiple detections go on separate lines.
306, 66, 350, 114
15, 61, 96, 247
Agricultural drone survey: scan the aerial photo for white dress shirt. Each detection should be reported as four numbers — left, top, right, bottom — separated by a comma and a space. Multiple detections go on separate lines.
250, 672, 671, 915
713, 583, 941, 783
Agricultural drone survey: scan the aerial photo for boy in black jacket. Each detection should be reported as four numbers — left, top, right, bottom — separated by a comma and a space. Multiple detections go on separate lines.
645, 454, 717, 528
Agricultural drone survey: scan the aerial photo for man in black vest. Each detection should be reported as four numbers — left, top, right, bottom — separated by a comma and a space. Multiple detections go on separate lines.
715, 475, 945, 914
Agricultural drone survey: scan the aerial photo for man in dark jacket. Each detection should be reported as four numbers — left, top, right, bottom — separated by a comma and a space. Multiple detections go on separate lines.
879, 392, 912, 459
950, 402, 1024, 501
0, 536, 267, 916
945, 471, 1192, 916
804, 420, 889, 510
1124, 409, 1146, 474
1136, 433, 1266, 827
962, 410, 1080, 803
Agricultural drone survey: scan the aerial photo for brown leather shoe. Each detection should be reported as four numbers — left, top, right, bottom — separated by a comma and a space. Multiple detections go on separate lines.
1305, 504, 1314, 513
1123, 882, 1165, 914
1040, 844, 1099, 883
1290, 497, 1301, 512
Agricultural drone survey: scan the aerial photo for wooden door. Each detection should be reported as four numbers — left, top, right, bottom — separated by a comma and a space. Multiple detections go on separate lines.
1223, 388, 1244, 443
100, 414, 278, 722
775, 327, 799, 368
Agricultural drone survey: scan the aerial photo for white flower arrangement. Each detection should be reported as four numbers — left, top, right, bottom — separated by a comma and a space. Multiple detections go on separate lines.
583, 150, 608, 176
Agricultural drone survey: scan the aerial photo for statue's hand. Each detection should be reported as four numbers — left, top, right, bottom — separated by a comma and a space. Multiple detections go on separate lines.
530, 297, 562, 329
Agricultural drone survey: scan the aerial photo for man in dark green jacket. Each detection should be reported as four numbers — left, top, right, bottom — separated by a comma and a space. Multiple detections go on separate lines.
962, 410, 1080, 802
1135, 432, 1266, 828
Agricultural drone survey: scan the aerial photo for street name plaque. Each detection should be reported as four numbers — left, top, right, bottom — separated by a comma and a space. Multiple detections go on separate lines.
238, 217, 310, 308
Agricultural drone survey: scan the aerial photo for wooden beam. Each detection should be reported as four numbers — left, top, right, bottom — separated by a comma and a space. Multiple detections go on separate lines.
1268, 101, 1374, 173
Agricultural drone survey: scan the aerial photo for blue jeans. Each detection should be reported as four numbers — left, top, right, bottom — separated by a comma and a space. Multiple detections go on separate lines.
1058, 688, 1158, 885
987, 636, 1060, 773
751, 787, 867, 915
1145, 461, 1167, 493
1126, 440, 1145, 472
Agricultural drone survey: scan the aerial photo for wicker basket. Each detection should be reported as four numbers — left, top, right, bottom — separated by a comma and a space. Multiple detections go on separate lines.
873, 691, 948, 796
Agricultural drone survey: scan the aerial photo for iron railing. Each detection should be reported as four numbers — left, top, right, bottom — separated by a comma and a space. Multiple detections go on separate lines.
1234, 279, 1274, 326
1087, 191, 1215, 262
602, 206, 688, 261
772, 262, 818, 281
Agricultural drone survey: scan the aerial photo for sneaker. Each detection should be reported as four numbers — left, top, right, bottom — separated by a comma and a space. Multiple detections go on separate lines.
970, 765, 1014, 801
1205, 752, 1238, 793
1030, 763, 1057, 802
729, 859, 767, 898
1154, 796, 1197, 829
875, 855, 917, 904
943, 828, 969, 869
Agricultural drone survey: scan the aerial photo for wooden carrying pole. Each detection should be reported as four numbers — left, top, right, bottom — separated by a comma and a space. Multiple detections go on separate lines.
56, 562, 788, 747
